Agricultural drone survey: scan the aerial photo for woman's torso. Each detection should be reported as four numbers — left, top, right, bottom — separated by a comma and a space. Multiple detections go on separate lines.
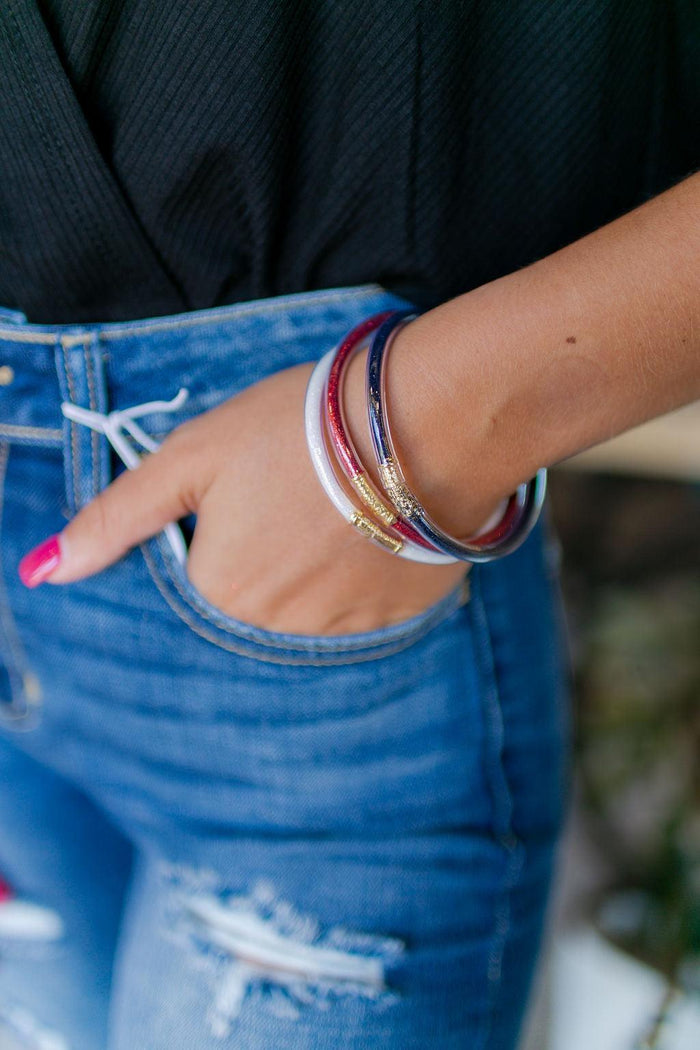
0, 0, 698, 324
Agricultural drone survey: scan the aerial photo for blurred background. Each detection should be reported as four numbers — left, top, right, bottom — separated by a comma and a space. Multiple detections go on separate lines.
521, 401, 700, 1050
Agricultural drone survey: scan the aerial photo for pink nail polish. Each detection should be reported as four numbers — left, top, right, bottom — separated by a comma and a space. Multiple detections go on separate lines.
18, 534, 62, 588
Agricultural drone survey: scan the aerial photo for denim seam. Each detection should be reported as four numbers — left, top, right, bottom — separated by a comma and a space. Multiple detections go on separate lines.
99, 285, 387, 341
0, 331, 56, 345
468, 567, 526, 1050
140, 538, 463, 667
0, 424, 62, 442
150, 530, 468, 654
0, 285, 388, 346
0, 441, 39, 728
0, 442, 23, 697
60, 339, 81, 511
83, 338, 100, 500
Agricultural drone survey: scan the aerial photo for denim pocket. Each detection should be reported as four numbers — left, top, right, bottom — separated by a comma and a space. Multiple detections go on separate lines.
140, 526, 471, 666
99, 286, 467, 666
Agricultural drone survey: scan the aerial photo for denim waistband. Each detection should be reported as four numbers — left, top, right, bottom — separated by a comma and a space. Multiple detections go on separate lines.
0, 283, 414, 519
0, 283, 411, 445
0, 283, 399, 345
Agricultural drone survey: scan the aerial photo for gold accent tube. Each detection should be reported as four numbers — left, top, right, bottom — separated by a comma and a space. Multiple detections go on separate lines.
350, 511, 404, 553
379, 459, 421, 519
351, 473, 398, 527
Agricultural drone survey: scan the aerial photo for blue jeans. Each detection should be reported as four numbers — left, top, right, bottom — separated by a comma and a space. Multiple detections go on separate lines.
0, 285, 569, 1049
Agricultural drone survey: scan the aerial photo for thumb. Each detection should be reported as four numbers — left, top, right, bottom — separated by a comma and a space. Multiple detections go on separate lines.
18, 437, 196, 587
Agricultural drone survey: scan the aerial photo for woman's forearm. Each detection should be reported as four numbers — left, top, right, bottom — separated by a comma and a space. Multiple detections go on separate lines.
345, 169, 700, 538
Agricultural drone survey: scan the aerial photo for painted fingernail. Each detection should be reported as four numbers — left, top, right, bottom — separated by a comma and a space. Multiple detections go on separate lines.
18, 534, 62, 588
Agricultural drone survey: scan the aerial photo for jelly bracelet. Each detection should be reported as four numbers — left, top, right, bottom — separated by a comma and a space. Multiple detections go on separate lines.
325, 312, 451, 555
366, 310, 548, 563
325, 312, 509, 549
305, 346, 458, 564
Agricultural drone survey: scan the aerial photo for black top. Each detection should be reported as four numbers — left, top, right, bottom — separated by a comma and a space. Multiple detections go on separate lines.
1, 1, 698, 324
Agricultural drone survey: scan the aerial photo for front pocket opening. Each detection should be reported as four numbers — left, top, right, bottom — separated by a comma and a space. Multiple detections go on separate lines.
142, 523, 471, 664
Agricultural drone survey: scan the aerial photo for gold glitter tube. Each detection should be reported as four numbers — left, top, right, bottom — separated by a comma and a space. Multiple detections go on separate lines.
379, 459, 422, 519
351, 473, 398, 527
350, 511, 404, 553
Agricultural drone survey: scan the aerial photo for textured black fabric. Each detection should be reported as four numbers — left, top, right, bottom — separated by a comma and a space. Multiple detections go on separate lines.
0, 1, 698, 324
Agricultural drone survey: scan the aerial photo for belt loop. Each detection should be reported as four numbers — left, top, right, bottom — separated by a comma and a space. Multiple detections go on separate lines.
84, 331, 111, 495
0, 305, 27, 325
54, 332, 109, 513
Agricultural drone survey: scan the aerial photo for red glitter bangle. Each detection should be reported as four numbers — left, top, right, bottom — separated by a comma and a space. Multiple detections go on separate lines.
325, 312, 443, 551
326, 312, 517, 550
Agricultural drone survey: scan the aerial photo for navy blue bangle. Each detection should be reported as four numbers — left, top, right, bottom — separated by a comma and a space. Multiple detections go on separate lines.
365, 310, 548, 564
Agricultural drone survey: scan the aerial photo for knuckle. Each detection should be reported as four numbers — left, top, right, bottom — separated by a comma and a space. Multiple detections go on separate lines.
159, 418, 219, 500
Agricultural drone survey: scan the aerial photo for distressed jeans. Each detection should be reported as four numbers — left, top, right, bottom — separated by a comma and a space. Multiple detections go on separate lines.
0, 285, 569, 1049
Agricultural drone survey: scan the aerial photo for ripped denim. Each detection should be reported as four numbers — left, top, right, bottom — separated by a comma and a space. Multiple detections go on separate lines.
0, 285, 570, 1049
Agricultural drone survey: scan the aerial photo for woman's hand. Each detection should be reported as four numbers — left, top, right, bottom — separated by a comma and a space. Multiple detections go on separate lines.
17, 355, 476, 636
19, 169, 700, 628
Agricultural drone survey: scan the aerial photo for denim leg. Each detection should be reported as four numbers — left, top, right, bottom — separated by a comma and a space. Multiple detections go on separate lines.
0, 287, 569, 1048
0, 735, 133, 1050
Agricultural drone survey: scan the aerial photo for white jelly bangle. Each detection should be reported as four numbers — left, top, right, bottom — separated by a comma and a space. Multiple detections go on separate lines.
305, 348, 457, 564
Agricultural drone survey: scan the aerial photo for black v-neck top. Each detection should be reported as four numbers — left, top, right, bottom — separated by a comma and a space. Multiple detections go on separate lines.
0, 1, 698, 324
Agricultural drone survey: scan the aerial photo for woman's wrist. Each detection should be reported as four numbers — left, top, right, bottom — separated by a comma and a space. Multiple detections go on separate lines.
341, 327, 508, 541
346, 169, 700, 545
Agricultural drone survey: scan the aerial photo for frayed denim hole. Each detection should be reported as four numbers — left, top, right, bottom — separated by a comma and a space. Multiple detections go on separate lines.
158, 863, 404, 1039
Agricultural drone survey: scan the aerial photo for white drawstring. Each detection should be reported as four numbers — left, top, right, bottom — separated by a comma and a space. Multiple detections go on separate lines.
60, 388, 190, 564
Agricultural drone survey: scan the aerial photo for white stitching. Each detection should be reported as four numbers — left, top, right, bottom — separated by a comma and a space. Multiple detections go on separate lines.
100, 286, 386, 340
0, 330, 56, 344
83, 340, 100, 498
0, 424, 62, 440
152, 531, 467, 653
140, 538, 464, 667
60, 340, 81, 510
467, 568, 525, 1049
0, 285, 386, 345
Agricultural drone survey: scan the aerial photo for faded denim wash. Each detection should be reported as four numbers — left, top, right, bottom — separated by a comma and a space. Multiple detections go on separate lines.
0, 285, 570, 1049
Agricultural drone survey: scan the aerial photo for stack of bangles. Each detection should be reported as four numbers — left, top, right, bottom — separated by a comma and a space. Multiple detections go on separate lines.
304, 308, 547, 564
